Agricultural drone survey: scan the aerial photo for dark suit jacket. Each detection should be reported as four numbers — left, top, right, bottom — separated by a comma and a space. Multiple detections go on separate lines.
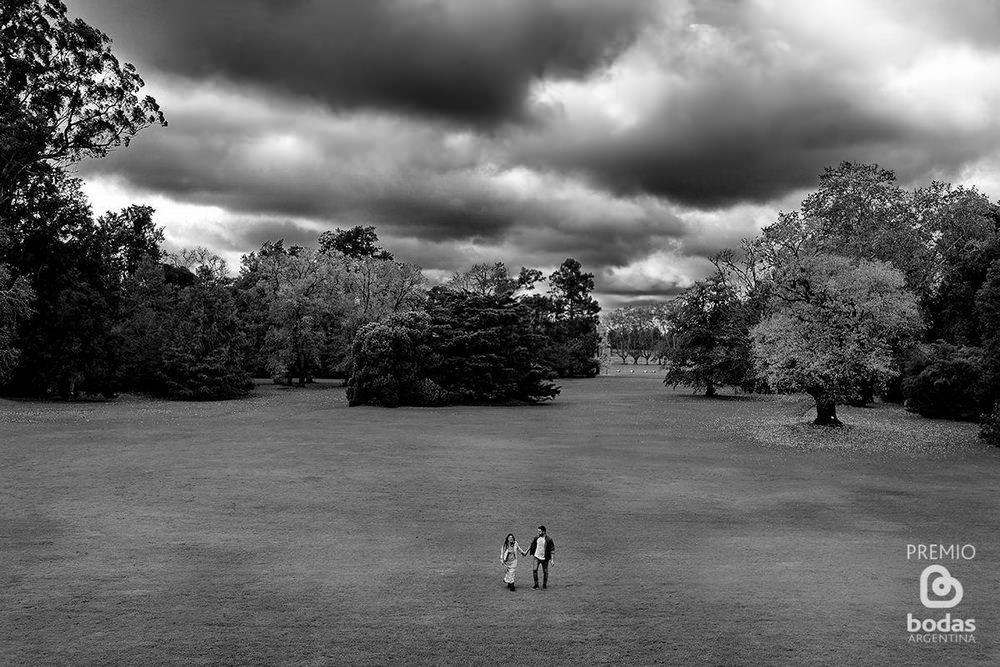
527, 535, 555, 560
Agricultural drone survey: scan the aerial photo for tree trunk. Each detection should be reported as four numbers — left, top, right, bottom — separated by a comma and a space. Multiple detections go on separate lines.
296, 351, 307, 387
812, 393, 842, 426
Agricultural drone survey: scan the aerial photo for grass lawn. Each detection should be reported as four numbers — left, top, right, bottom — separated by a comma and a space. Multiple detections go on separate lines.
2, 376, 999, 665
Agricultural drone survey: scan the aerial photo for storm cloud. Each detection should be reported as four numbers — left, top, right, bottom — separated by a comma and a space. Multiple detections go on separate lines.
68, 0, 1000, 307
515, 0, 1000, 207
72, 0, 655, 126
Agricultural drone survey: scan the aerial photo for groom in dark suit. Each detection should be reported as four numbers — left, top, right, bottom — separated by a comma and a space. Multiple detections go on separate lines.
527, 525, 555, 589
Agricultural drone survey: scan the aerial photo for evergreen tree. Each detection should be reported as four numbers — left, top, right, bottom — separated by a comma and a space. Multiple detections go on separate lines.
348, 288, 559, 407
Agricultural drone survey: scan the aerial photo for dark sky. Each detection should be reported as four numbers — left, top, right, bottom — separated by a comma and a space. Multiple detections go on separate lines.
67, 0, 1000, 306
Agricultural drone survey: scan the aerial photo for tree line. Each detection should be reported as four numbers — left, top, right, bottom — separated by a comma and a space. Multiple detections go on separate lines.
0, 195, 601, 404
602, 304, 673, 366
618, 162, 1000, 444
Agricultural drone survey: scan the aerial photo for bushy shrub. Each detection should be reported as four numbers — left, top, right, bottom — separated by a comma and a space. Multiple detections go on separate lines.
427, 290, 560, 402
346, 312, 438, 407
901, 343, 991, 421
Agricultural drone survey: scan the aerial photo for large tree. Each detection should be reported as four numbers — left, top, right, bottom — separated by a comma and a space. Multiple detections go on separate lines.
661, 276, 754, 396
528, 258, 602, 377
347, 288, 559, 407
318, 225, 393, 260
926, 236, 1000, 347
698, 162, 998, 424
548, 258, 600, 322
1, 0, 163, 397
1, 0, 164, 208
906, 182, 998, 313
799, 162, 910, 262
252, 247, 347, 386
328, 253, 425, 375
789, 163, 999, 337
751, 254, 921, 425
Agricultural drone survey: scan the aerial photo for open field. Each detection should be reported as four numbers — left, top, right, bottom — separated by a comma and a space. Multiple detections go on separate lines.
3, 377, 1000, 665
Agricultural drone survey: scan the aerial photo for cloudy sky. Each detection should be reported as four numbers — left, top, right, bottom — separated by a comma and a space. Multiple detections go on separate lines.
67, 0, 1000, 307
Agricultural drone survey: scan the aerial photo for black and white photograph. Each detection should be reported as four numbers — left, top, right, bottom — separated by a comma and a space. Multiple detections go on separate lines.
3, 0, 1000, 664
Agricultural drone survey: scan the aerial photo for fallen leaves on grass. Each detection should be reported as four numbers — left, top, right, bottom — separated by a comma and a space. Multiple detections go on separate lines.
715, 395, 988, 460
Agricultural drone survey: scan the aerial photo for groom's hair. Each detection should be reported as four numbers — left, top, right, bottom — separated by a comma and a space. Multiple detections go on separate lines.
538, 525, 546, 532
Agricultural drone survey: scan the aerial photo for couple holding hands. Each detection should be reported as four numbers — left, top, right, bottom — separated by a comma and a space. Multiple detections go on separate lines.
500, 525, 555, 591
